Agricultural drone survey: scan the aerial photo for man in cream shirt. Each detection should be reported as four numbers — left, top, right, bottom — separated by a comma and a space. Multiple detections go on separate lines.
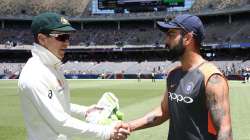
18, 12, 129, 140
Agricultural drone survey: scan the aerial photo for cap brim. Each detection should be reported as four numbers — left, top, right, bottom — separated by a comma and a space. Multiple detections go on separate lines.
51, 25, 76, 33
156, 21, 180, 32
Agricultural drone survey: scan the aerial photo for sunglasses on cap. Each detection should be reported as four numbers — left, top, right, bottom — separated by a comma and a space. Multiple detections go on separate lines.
48, 33, 70, 42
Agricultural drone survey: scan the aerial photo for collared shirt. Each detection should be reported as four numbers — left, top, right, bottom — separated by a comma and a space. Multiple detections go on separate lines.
18, 43, 112, 140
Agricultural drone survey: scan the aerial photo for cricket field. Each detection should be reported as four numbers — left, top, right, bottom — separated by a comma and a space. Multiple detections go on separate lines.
0, 80, 249, 140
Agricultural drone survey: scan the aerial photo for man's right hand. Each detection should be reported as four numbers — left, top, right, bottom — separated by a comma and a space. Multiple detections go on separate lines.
110, 122, 130, 140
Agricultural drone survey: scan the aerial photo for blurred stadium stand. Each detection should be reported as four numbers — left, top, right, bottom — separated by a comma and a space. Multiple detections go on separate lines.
0, 0, 249, 17
190, 0, 250, 13
0, 0, 91, 16
1, 61, 250, 79
1, 16, 250, 46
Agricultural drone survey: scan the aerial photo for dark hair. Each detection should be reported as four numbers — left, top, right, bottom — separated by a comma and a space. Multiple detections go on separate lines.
34, 34, 39, 44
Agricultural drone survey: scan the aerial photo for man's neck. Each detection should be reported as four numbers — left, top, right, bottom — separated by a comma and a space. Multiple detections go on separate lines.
179, 50, 205, 71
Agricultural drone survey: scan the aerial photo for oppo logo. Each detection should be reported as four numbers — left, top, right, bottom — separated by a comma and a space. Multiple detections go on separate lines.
168, 92, 194, 104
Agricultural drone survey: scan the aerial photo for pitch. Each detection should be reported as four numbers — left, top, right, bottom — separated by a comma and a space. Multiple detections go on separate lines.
0, 80, 249, 140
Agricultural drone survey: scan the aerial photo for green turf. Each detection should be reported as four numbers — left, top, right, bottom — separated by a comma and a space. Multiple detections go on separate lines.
0, 80, 249, 140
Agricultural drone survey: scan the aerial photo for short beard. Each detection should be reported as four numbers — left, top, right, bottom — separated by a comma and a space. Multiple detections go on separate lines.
166, 34, 185, 62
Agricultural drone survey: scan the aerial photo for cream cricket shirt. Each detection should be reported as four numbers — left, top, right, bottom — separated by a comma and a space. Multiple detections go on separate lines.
18, 43, 112, 140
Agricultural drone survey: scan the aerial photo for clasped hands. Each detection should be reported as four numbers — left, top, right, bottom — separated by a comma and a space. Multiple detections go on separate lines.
110, 121, 131, 140
85, 105, 131, 140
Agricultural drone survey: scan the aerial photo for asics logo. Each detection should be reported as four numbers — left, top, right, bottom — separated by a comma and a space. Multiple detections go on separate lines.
168, 92, 193, 104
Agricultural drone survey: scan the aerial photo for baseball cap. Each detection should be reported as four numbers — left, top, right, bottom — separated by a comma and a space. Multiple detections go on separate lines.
31, 12, 76, 35
157, 14, 205, 43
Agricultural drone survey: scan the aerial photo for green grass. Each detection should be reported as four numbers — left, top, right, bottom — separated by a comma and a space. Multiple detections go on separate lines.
0, 79, 249, 140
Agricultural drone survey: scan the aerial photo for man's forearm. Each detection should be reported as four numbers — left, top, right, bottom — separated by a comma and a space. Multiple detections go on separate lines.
70, 103, 88, 118
128, 106, 168, 132
217, 127, 233, 140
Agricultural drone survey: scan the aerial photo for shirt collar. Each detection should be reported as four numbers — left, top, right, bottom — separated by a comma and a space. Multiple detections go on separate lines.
31, 43, 62, 68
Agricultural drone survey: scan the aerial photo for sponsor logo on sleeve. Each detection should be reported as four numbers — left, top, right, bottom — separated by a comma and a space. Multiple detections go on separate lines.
48, 90, 53, 99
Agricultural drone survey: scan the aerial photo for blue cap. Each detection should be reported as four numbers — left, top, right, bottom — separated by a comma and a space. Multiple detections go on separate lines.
157, 14, 205, 43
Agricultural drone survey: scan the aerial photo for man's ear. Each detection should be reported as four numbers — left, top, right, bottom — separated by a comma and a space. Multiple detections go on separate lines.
37, 33, 47, 47
183, 32, 193, 46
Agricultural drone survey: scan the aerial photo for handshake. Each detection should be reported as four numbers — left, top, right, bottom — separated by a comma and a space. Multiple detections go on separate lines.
85, 92, 133, 140
110, 121, 131, 140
